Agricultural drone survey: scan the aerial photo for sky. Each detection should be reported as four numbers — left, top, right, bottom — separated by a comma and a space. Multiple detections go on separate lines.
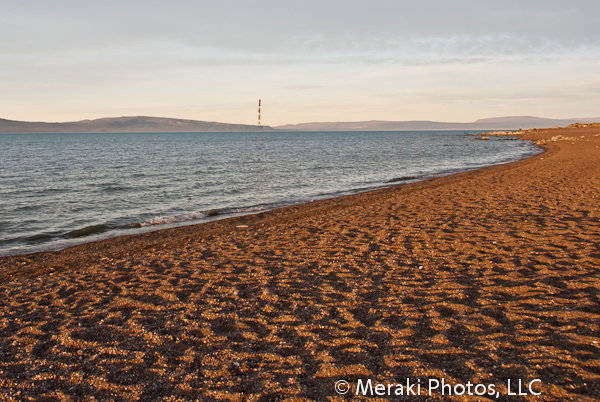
1, 0, 599, 126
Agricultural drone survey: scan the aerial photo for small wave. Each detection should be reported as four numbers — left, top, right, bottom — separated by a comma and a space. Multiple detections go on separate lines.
140, 212, 206, 227
16, 204, 47, 212
37, 188, 69, 194
123, 222, 143, 229
25, 233, 55, 242
230, 205, 270, 214
102, 186, 130, 192
137, 204, 279, 228
386, 176, 419, 183
63, 224, 110, 238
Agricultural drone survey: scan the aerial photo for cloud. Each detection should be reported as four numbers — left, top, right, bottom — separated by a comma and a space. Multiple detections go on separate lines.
1, 0, 599, 123
2, 1, 599, 54
283, 85, 324, 90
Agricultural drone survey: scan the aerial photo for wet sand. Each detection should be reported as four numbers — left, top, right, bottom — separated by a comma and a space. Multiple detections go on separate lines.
1, 126, 599, 401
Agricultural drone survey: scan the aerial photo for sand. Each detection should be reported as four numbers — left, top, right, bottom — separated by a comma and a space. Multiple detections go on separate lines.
1, 126, 599, 401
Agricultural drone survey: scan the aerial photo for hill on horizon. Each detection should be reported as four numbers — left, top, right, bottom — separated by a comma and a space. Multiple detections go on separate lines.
275, 116, 600, 131
0, 116, 274, 133
2, 115, 599, 134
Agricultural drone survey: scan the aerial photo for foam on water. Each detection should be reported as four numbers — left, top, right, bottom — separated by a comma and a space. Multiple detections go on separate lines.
141, 212, 207, 227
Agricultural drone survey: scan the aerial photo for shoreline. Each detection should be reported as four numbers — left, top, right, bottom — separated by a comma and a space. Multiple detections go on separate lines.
0, 130, 537, 260
1, 125, 599, 401
1, 136, 545, 281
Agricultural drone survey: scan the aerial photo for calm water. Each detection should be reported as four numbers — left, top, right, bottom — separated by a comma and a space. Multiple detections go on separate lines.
0, 131, 541, 256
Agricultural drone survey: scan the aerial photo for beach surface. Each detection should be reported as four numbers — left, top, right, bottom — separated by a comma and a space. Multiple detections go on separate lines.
1, 126, 599, 401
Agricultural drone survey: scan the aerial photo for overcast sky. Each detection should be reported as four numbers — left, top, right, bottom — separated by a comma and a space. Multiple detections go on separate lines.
1, 0, 599, 125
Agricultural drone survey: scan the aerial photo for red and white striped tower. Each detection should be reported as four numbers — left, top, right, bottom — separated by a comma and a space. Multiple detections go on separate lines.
258, 99, 261, 125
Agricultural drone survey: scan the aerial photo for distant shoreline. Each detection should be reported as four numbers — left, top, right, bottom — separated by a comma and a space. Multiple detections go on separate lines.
0, 116, 275, 133
274, 117, 600, 131
1, 115, 598, 133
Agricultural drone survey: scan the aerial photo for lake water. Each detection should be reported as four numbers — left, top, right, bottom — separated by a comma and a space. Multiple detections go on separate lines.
0, 131, 541, 256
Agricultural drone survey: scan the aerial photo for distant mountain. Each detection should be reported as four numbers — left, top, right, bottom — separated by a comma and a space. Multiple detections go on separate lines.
3, 115, 598, 133
275, 116, 600, 131
0, 116, 274, 133
473, 116, 600, 126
